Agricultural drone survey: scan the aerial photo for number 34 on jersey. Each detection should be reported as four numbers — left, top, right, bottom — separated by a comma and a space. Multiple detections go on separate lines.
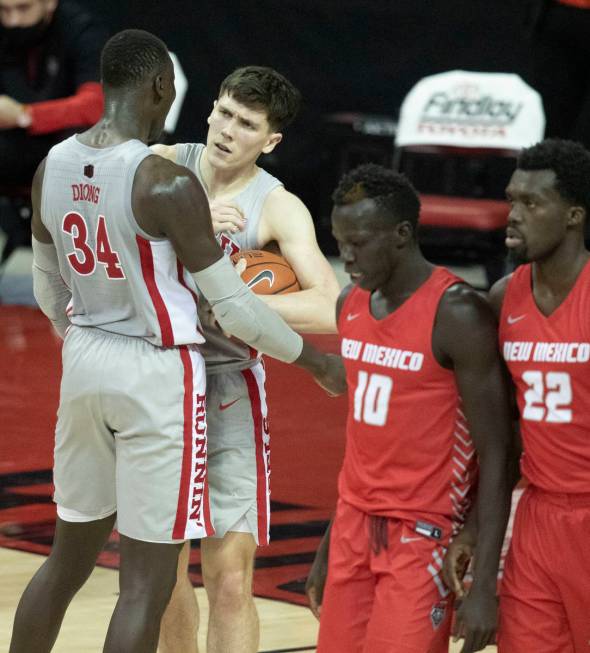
62, 211, 125, 279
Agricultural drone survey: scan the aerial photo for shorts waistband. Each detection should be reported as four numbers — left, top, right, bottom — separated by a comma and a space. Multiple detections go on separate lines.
69, 325, 200, 351
528, 485, 590, 508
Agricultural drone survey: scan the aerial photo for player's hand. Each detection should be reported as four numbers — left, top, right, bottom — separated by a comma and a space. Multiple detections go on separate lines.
210, 200, 246, 235
443, 526, 476, 597
453, 587, 498, 653
314, 353, 346, 397
305, 546, 329, 620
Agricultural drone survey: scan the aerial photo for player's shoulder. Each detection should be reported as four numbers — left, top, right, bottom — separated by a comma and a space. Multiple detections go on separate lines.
261, 186, 312, 236
336, 283, 355, 322
437, 281, 495, 332
134, 153, 201, 205
487, 273, 513, 319
150, 143, 178, 162
263, 185, 307, 215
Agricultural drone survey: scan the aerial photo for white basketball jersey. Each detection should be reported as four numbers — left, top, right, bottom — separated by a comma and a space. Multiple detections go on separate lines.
41, 136, 205, 347
176, 143, 282, 372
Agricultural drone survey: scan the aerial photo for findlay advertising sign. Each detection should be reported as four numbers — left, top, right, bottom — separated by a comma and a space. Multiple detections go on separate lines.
396, 70, 545, 149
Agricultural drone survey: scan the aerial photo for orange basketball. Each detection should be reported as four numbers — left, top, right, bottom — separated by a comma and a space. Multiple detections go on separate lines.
230, 250, 301, 295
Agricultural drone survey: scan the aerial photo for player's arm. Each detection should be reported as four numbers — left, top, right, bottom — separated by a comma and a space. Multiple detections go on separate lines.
304, 285, 353, 617
488, 276, 522, 486
256, 188, 341, 334
305, 518, 333, 620
443, 276, 522, 599
132, 156, 341, 391
30, 159, 72, 338
435, 285, 513, 653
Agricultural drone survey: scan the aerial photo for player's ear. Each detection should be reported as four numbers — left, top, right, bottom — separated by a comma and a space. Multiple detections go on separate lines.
154, 73, 165, 100
567, 205, 585, 228
394, 220, 414, 246
262, 132, 282, 154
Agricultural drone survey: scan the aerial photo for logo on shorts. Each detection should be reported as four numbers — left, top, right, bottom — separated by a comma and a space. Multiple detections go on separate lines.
430, 601, 447, 630
219, 398, 239, 411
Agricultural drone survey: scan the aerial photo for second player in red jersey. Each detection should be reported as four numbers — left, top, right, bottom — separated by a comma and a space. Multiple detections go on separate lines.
445, 138, 590, 653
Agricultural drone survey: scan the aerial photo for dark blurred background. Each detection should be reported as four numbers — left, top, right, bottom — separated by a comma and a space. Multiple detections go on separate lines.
78, 0, 532, 245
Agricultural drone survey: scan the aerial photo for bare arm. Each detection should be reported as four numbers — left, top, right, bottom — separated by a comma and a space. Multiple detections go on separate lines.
257, 188, 341, 334
434, 284, 513, 653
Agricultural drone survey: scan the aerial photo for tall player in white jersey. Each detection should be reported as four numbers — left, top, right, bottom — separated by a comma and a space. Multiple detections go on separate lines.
9, 32, 342, 653
153, 66, 341, 652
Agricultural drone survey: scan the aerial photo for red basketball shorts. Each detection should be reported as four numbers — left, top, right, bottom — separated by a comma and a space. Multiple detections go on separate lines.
498, 485, 590, 653
317, 499, 453, 653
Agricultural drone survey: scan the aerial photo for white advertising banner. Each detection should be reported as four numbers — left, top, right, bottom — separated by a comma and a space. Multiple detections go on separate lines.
396, 70, 545, 150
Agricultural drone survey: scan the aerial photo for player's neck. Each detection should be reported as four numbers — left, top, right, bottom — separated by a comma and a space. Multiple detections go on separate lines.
200, 149, 259, 199
378, 254, 434, 308
533, 241, 590, 296
79, 102, 152, 147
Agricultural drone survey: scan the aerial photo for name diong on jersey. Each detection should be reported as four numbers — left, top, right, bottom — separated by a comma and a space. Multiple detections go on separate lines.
503, 341, 590, 363
341, 337, 424, 372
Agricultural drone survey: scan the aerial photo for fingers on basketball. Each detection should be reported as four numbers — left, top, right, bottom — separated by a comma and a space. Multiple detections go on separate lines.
230, 249, 301, 295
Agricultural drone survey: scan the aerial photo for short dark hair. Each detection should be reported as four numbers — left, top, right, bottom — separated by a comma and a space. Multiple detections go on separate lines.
218, 66, 301, 131
101, 29, 169, 88
518, 138, 590, 213
332, 163, 421, 229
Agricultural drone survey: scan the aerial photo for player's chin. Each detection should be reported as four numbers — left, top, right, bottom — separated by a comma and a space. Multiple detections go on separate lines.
507, 244, 530, 266
358, 278, 378, 291
349, 272, 367, 287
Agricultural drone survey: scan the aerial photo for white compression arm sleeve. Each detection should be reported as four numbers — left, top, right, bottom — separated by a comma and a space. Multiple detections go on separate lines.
192, 255, 303, 363
32, 236, 72, 339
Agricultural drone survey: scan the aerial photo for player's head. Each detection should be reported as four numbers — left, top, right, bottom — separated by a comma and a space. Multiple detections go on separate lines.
505, 138, 590, 263
331, 163, 421, 290
0, 0, 57, 47
206, 66, 301, 171
101, 29, 175, 142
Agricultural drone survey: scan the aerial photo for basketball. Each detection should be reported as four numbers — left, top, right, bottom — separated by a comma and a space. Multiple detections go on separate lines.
230, 250, 301, 295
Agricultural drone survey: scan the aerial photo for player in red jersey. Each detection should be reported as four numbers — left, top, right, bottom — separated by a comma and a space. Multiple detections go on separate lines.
305, 164, 514, 653
444, 139, 590, 653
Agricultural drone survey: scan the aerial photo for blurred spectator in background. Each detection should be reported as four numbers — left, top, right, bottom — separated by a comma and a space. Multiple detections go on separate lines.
0, 0, 106, 265
527, 0, 590, 149
0, 0, 106, 185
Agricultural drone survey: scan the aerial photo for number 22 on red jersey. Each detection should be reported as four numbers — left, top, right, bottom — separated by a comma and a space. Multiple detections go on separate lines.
521, 370, 572, 423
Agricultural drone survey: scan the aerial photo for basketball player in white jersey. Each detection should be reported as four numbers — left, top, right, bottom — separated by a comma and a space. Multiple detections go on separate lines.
9, 32, 342, 653
153, 67, 341, 652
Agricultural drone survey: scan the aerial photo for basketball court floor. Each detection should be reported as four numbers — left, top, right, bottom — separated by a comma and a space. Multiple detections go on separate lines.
1, 245, 499, 652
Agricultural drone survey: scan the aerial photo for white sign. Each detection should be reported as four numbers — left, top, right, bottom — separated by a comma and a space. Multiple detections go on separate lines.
396, 70, 545, 150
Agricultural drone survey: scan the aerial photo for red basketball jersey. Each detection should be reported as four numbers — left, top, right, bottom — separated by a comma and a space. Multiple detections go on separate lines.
499, 261, 590, 494
337, 267, 476, 535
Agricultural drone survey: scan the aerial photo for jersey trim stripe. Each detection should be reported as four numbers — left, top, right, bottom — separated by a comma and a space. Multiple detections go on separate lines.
242, 367, 270, 546
136, 235, 174, 346
173, 346, 194, 539
203, 474, 213, 534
